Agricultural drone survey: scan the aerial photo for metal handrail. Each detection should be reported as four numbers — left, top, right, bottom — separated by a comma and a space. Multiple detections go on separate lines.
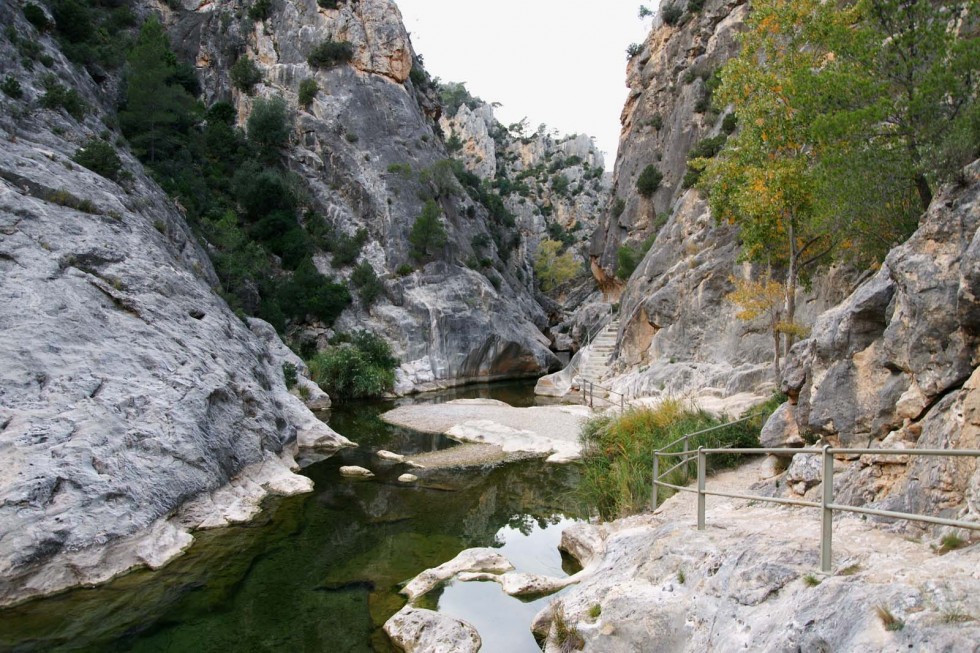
580, 379, 628, 412
652, 440, 980, 573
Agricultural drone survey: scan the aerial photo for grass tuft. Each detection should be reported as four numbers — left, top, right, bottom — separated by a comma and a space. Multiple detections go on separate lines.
552, 603, 584, 652
876, 604, 904, 631
937, 533, 967, 554
803, 574, 821, 587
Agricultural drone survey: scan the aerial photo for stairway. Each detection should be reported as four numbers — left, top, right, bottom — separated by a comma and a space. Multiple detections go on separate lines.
577, 317, 620, 383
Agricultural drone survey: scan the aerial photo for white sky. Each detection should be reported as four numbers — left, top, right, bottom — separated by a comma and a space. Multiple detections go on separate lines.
394, 0, 653, 165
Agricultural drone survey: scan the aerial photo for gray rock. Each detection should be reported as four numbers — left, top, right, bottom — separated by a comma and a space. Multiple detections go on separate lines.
759, 402, 804, 454
384, 605, 481, 653
339, 466, 374, 478
785, 453, 823, 495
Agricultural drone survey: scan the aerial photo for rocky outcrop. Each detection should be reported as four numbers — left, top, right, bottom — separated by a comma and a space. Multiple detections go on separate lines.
540, 463, 980, 652
772, 161, 980, 528
0, 1, 350, 607
591, 0, 749, 268
169, 0, 597, 392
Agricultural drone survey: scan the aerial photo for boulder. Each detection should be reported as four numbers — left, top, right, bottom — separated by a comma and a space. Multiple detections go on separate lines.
339, 466, 375, 479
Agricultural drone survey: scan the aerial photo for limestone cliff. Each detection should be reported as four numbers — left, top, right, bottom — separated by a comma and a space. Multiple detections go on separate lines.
765, 161, 980, 529
168, 0, 567, 393
0, 1, 349, 606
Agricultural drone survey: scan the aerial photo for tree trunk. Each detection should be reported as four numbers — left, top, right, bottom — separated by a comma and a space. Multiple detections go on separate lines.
784, 221, 799, 359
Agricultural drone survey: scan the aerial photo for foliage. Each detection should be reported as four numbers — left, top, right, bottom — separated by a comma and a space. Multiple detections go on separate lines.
578, 398, 777, 519
636, 164, 663, 198
247, 0, 272, 21
120, 19, 195, 163
721, 112, 737, 135
317, 0, 340, 8
307, 40, 354, 68
73, 139, 122, 181
282, 362, 298, 389
661, 3, 683, 25
615, 234, 655, 280
626, 42, 643, 59
1, 76, 23, 99
579, 400, 775, 520
396, 263, 414, 276
688, 0, 705, 11
230, 57, 262, 94
307, 331, 398, 401
436, 80, 482, 115
534, 239, 579, 292
551, 603, 584, 652
23, 3, 50, 31
40, 74, 87, 119
611, 197, 626, 218
683, 134, 728, 188
298, 78, 318, 109
351, 260, 383, 306
409, 200, 448, 261
331, 228, 368, 267
247, 96, 292, 161
279, 257, 351, 324
50, 0, 136, 72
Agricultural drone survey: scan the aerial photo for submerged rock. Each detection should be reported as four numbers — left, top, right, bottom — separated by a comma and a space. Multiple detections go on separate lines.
400, 548, 514, 602
397, 473, 418, 483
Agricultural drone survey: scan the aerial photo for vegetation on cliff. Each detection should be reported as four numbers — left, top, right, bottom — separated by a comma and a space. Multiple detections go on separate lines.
696, 0, 979, 372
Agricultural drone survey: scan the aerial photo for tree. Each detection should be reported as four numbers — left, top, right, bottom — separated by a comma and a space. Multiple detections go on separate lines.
298, 78, 318, 109
534, 239, 580, 291
120, 18, 195, 164
230, 57, 262, 94
726, 275, 803, 379
409, 200, 448, 261
73, 139, 122, 181
247, 96, 292, 162
636, 164, 663, 197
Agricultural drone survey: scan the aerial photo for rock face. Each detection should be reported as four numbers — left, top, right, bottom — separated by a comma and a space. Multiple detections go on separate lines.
0, 2, 350, 607
591, 0, 749, 268
167, 0, 618, 392
774, 160, 980, 527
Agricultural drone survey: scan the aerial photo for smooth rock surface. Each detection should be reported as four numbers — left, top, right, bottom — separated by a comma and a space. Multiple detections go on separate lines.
400, 547, 514, 602
384, 605, 481, 653
339, 466, 375, 479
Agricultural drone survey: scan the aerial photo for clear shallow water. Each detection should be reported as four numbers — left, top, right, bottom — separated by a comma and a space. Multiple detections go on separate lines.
0, 381, 583, 652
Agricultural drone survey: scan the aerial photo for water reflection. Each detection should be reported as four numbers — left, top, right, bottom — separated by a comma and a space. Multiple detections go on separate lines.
0, 381, 583, 652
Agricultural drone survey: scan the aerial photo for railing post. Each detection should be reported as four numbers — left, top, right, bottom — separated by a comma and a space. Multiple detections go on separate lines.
697, 447, 706, 530
683, 436, 690, 482
820, 444, 834, 573
652, 453, 659, 511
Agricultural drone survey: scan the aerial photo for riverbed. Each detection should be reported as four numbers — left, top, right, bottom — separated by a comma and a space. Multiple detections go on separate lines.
0, 381, 584, 652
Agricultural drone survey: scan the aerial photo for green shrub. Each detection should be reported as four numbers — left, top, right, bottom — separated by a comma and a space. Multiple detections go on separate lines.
331, 228, 368, 267
626, 42, 643, 59
282, 362, 298, 389
649, 113, 664, 130
689, 134, 728, 160
247, 0, 272, 21
1, 76, 22, 99
307, 331, 398, 401
247, 95, 292, 160
298, 78, 318, 109
40, 75, 87, 119
351, 260, 383, 305
409, 65, 426, 87
615, 233, 657, 280
578, 397, 777, 519
307, 40, 354, 68
232, 163, 296, 220
396, 263, 414, 276
230, 57, 262, 94
661, 4, 683, 25
23, 3, 50, 31
688, 0, 705, 11
52, 0, 93, 44
73, 139, 122, 180
317, 0, 340, 8
611, 197, 626, 218
278, 257, 351, 325
636, 164, 663, 198
721, 112, 737, 134
409, 199, 448, 261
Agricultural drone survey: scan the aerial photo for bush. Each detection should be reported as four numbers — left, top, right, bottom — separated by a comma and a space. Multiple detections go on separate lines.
307, 330, 398, 401
1, 76, 23, 99
688, 0, 705, 11
409, 199, 447, 261
73, 139, 122, 180
648, 113, 663, 130
626, 42, 643, 59
351, 260, 383, 305
317, 0, 340, 8
661, 4, 683, 25
232, 163, 296, 220
247, 0, 272, 21
278, 257, 351, 325
23, 3, 50, 31
247, 95, 292, 159
534, 239, 579, 291
721, 112, 737, 134
611, 197, 626, 218
282, 362, 298, 389
636, 164, 663, 198
331, 228, 368, 267
230, 57, 262, 94
40, 75, 87, 119
396, 263, 414, 276
298, 78, 318, 109
578, 397, 778, 519
307, 40, 354, 68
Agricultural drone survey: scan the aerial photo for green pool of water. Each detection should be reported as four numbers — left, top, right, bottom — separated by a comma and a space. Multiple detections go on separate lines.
0, 381, 584, 652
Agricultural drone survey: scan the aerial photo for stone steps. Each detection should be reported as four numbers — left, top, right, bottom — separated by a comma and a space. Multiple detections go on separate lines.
577, 318, 621, 389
